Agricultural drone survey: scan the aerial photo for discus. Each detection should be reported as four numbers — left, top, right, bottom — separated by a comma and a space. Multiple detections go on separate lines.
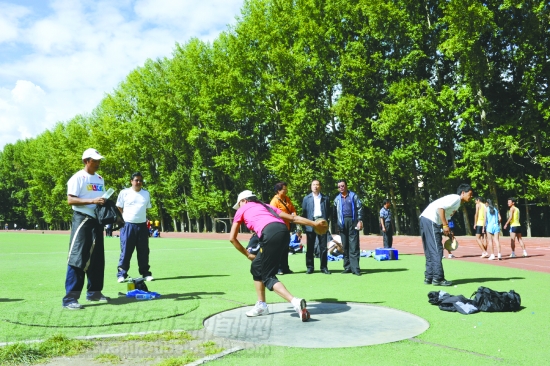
313, 218, 328, 235
444, 237, 459, 251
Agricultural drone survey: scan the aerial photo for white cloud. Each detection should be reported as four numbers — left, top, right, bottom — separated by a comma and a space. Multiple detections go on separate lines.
0, 0, 243, 150
0, 3, 29, 43
0, 80, 50, 144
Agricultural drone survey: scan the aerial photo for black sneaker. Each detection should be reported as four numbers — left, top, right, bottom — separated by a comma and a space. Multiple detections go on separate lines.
86, 295, 110, 302
432, 279, 453, 286
424, 278, 432, 285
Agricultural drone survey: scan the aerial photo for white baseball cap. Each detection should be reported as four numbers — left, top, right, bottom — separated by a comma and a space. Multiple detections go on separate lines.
82, 148, 105, 160
233, 190, 256, 210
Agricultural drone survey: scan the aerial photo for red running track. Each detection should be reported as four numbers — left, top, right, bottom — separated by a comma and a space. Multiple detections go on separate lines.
359, 235, 550, 274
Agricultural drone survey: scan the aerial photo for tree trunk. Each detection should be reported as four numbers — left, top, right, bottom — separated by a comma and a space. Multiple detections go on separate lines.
172, 217, 178, 232
462, 206, 472, 235
211, 215, 216, 233
523, 186, 531, 237
390, 186, 400, 235
180, 212, 190, 233
413, 173, 422, 235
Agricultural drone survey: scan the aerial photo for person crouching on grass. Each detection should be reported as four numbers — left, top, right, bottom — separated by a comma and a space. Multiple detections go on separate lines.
229, 190, 328, 322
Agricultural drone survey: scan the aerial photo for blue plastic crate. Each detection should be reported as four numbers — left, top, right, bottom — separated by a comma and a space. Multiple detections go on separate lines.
375, 248, 398, 260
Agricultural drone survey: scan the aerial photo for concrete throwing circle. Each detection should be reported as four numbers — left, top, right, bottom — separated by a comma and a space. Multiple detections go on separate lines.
204, 302, 429, 348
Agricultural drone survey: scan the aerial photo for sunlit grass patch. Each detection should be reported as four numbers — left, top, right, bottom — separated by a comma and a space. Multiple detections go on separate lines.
156, 350, 197, 366
0, 334, 93, 365
122, 330, 195, 343
94, 352, 122, 363
199, 340, 224, 355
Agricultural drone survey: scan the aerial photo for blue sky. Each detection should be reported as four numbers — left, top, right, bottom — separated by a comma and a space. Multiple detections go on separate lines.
0, 0, 243, 150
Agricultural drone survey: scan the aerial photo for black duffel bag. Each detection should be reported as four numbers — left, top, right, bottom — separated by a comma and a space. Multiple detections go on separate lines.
95, 199, 120, 225
471, 286, 521, 312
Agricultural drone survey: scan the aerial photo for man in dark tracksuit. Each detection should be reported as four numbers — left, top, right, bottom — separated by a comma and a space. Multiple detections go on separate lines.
333, 179, 363, 276
63, 148, 109, 310
380, 199, 394, 248
302, 179, 332, 274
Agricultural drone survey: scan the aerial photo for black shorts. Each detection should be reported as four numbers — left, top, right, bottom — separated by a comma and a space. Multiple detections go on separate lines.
510, 226, 522, 234
475, 226, 485, 235
250, 222, 289, 290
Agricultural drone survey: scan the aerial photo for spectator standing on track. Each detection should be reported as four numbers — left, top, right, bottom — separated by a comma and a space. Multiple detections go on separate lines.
474, 197, 489, 258
485, 198, 502, 260
503, 197, 527, 258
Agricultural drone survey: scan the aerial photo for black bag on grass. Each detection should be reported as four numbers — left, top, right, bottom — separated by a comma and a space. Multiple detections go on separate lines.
471, 286, 521, 312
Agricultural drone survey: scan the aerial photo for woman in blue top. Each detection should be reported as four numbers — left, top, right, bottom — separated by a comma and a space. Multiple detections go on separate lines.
485, 199, 502, 260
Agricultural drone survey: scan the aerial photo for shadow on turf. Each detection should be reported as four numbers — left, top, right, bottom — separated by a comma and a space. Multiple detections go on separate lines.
0, 298, 24, 302
151, 275, 230, 281
274, 302, 353, 321
290, 268, 408, 275
361, 268, 408, 274
451, 277, 525, 285
311, 298, 383, 304
84, 291, 226, 307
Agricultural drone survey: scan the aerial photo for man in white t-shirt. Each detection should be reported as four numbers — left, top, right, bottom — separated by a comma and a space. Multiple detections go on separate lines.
116, 172, 153, 282
420, 184, 473, 286
63, 148, 108, 310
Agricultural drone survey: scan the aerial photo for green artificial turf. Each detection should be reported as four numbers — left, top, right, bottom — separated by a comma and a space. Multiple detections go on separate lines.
0, 232, 548, 365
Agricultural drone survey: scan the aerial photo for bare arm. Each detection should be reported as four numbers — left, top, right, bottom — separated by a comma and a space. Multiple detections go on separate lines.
438, 208, 450, 235
229, 221, 255, 261
380, 217, 385, 232
473, 204, 479, 229
503, 207, 514, 229
279, 212, 325, 229
67, 194, 104, 206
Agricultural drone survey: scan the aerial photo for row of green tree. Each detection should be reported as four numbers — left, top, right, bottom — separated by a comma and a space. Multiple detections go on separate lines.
1, 0, 548, 236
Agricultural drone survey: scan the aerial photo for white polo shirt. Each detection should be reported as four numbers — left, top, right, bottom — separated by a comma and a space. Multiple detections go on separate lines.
420, 194, 461, 225
67, 169, 105, 218
116, 188, 152, 223
313, 193, 322, 217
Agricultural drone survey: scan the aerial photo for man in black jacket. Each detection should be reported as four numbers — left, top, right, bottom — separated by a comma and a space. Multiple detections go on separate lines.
302, 180, 332, 274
